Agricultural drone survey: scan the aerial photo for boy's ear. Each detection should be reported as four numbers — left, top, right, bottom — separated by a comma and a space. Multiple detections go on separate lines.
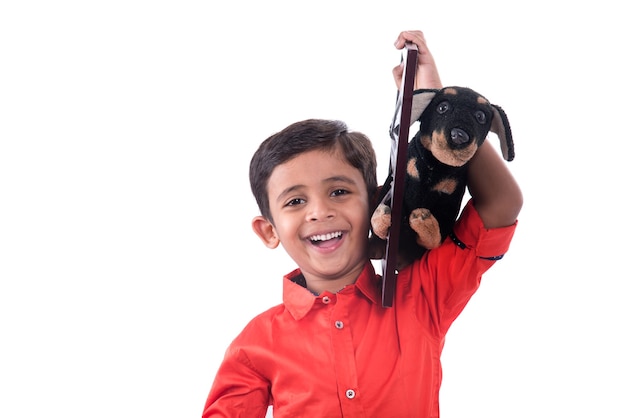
252, 216, 280, 249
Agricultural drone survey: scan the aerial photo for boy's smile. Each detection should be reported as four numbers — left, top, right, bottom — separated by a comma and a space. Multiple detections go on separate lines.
253, 147, 371, 294
309, 231, 343, 249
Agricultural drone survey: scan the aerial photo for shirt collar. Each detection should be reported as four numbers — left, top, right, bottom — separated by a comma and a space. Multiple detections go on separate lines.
282, 262, 381, 320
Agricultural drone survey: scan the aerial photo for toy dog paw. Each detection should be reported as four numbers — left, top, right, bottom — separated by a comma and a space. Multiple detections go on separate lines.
371, 203, 391, 241
408, 208, 440, 250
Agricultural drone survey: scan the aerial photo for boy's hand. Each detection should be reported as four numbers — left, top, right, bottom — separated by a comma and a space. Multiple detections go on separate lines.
392, 30, 443, 91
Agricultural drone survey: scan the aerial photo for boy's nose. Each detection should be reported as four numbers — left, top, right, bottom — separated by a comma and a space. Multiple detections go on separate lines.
306, 200, 335, 221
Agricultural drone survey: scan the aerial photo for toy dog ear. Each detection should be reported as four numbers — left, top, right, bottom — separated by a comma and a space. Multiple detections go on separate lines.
410, 89, 439, 124
490, 104, 515, 162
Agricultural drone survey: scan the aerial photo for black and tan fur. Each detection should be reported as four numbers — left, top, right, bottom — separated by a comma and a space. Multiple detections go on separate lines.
371, 86, 514, 266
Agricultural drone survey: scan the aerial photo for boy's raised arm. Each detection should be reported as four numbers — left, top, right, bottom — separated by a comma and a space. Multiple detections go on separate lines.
467, 140, 523, 228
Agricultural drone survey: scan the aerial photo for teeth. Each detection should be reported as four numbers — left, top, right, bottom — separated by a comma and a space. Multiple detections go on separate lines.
310, 231, 342, 242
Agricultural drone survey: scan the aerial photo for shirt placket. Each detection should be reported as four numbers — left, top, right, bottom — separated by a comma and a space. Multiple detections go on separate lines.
328, 292, 366, 417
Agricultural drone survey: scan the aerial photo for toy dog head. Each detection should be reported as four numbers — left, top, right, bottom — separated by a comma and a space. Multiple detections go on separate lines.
370, 86, 515, 268
410, 86, 514, 166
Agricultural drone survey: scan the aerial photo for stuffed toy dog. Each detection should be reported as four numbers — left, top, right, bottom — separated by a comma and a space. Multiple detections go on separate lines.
371, 86, 514, 266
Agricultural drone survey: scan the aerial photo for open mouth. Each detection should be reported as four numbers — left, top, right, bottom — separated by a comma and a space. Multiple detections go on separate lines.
309, 231, 343, 246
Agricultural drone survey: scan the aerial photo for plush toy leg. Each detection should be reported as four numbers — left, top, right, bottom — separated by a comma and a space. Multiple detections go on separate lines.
409, 208, 441, 249
371, 203, 391, 240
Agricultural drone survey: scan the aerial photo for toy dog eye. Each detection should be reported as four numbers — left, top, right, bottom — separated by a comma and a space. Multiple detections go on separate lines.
474, 110, 486, 124
436, 101, 450, 114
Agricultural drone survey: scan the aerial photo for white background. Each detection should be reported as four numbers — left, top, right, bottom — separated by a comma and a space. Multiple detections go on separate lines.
1, 1, 625, 417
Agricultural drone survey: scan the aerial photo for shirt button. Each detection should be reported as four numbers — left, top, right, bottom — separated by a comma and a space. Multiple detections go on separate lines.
335, 320, 344, 329
322, 296, 331, 304
345, 389, 356, 399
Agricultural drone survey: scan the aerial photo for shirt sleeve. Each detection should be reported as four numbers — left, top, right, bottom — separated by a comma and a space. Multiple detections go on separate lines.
401, 198, 518, 336
452, 198, 517, 259
202, 343, 271, 418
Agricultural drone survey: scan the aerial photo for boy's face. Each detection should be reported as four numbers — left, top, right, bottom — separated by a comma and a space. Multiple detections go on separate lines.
253, 148, 371, 292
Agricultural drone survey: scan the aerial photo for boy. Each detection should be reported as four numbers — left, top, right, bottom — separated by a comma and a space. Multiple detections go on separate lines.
202, 30, 523, 417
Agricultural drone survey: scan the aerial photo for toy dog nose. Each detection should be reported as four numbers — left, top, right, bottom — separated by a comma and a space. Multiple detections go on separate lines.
450, 128, 470, 145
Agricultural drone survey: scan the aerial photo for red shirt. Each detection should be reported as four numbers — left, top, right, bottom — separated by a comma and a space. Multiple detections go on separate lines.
203, 200, 517, 417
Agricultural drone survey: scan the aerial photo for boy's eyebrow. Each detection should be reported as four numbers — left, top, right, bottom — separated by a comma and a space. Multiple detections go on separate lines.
324, 175, 358, 186
275, 175, 358, 202
276, 185, 305, 203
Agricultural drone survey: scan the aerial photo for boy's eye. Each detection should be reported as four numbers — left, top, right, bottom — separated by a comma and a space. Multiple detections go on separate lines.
331, 189, 349, 197
286, 198, 305, 207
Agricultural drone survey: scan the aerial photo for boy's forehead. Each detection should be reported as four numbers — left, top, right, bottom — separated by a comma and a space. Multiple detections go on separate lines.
277, 148, 348, 170
268, 149, 361, 189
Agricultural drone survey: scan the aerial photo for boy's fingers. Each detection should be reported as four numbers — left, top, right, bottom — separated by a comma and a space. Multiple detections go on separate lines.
392, 64, 404, 89
395, 30, 426, 50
